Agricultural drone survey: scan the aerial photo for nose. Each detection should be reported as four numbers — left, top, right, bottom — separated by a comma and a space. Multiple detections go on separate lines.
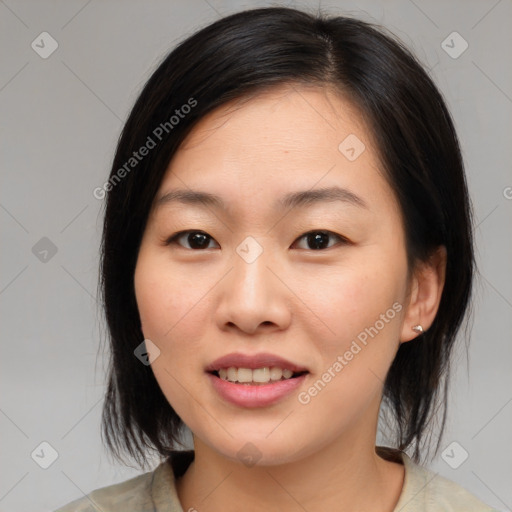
215, 246, 292, 335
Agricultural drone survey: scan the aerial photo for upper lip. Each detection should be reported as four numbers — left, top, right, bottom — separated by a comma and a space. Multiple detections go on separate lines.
205, 352, 309, 373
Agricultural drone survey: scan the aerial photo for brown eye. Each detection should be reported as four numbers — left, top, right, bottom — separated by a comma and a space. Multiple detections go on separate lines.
292, 230, 348, 250
167, 231, 219, 250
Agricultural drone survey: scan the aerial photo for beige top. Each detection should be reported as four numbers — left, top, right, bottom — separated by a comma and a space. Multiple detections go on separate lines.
55, 448, 498, 512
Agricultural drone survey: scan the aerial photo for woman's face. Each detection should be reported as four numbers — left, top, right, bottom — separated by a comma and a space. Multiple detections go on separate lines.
134, 85, 414, 465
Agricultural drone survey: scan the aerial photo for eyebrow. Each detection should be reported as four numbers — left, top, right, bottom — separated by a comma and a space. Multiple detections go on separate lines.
154, 186, 368, 212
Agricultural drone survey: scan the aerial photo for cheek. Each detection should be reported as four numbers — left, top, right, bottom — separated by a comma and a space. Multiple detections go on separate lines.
134, 254, 208, 347
295, 254, 406, 349
295, 262, 406, 421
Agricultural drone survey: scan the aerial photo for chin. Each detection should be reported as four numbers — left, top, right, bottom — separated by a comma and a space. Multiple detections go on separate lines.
197, 430, 316, 468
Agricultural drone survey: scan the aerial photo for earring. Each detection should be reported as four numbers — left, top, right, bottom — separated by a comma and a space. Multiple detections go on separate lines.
412, 325, 424, 334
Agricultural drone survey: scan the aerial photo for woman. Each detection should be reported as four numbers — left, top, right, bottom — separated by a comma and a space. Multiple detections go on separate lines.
56, 7, 497, 511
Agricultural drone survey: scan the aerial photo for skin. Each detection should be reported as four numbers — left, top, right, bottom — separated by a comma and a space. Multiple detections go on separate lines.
134, 84, 446, 512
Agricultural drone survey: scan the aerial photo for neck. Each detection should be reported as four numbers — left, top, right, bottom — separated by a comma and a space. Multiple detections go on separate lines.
176, 430, 404, 512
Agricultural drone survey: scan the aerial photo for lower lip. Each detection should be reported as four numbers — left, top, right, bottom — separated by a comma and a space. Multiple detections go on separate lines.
207, 372, 307, 408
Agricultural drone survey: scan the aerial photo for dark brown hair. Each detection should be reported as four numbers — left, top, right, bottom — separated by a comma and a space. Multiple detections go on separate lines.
98, 6, 474, 469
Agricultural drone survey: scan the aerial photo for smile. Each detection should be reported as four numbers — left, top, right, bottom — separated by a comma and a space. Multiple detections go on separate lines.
212, 366, 307, 385
207, 370, 308, 407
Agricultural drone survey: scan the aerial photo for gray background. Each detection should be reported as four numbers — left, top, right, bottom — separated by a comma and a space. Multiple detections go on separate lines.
1, 0, 511, 510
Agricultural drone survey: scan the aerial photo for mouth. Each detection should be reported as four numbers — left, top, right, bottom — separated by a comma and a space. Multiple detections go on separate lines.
208, 367, 309, 385
205, 356, 310, 407
205, 352, 309, 385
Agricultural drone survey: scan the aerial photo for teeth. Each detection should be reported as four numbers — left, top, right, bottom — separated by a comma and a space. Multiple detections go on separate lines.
237, 368, 252, 383
218, 366, 299, 384
227, 367, 237, 382
269, 367, 282, 380
253, 367, 270, 382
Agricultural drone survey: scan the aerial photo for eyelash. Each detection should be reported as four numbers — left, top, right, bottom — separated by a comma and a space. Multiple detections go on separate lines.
164, 230, 350, 251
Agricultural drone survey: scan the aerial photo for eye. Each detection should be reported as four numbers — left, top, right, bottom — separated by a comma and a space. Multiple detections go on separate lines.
292, 230, 349, 250
165, 229, 348, 251
165, 230, 219, 250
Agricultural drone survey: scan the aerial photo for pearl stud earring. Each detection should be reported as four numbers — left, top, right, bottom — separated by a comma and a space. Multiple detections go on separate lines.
412, 325, 424, 334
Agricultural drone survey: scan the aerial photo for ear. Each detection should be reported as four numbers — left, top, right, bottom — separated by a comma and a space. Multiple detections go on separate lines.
400, 246, 447, 343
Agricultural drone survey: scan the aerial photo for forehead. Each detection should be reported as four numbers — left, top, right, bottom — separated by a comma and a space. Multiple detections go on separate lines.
178, 84, 371, 157
155, 84, 397, 218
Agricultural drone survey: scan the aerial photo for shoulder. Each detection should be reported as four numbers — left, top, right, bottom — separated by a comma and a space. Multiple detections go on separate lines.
53, 459, 176, 512
396, 452, 499, 512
